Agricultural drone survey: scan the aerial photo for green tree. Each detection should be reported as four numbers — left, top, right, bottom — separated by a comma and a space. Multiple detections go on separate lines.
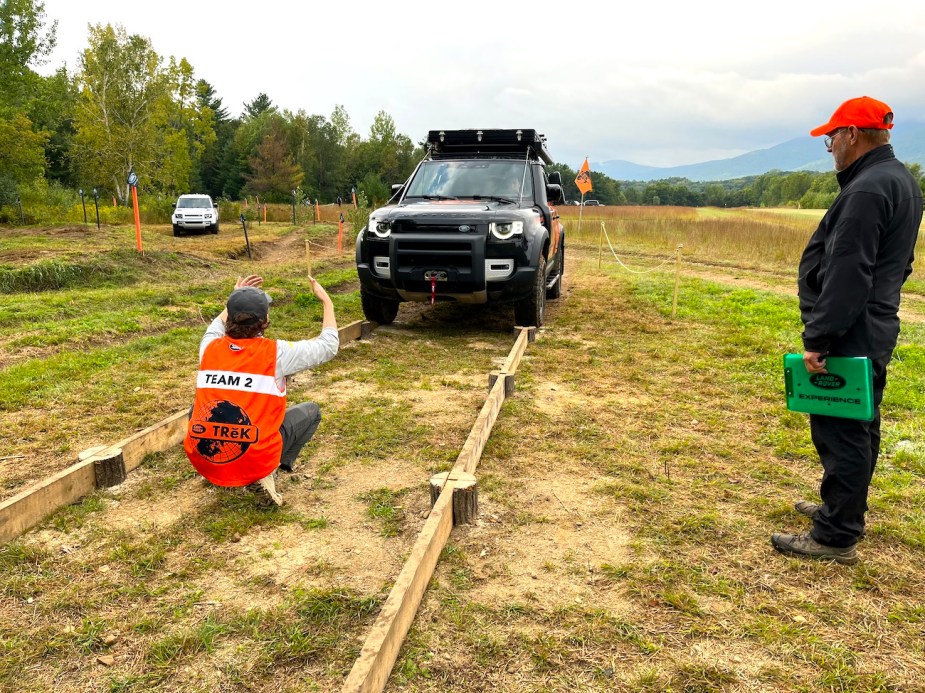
28, 67, 77, 185
196, 79, 237, 198
72, 24, 171, 201
0, 0, 57, 109
0, 110, 47, 185
351, 111, 418, 189
159, 57, 215, 192
243, 92, 274, 119
243, 120, 303, 200
0, 0, 59, 194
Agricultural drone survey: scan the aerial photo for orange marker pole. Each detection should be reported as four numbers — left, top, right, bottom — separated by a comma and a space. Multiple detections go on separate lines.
131, 185, 142, 253
314, 200, 320, 224
263, 204, 267, 223
351, 190, 357, 209
112, 197, 117, 207
338, 215, 343, 254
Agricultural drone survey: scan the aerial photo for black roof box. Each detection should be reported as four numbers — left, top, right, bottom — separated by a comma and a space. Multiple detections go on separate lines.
426, 129, 552, 165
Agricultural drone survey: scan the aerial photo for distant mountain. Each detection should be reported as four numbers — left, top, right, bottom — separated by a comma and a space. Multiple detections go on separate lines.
594, 122, 925, 182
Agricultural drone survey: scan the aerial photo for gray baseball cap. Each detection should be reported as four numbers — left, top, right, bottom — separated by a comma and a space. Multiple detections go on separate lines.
227, 286, 272, 322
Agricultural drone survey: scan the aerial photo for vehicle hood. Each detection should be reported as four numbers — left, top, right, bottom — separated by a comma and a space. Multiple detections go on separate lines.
373, 199, 535, 223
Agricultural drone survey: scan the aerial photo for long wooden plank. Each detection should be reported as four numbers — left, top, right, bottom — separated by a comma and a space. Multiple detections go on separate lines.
341, 489, 454, 692
114, 409, 189, 472
451, 377, 506, 476
0, 459, 97, 544
339, 320, 364, 347
0, 408, 188, 544
499, 327, 530, 375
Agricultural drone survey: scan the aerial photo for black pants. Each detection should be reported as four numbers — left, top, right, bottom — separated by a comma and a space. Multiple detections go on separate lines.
809, 356, 889, 547
279, 402, 322, 471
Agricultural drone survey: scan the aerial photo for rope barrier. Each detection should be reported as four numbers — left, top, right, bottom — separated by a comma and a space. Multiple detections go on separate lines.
305, 239, 338, 253
599, 222, 681, 275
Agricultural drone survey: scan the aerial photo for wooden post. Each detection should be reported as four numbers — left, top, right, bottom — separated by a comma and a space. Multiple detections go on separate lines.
93, 448, 126, 488
671, 243, 683, 320
451, 474, 478, 525
305, 239, 312, 276
598, 221, 605, 269
488, 371, 515, 397
428, 472, 478, 525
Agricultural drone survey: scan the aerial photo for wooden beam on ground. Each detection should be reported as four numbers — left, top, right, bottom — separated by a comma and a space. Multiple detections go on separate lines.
341, 329, 536, 691
0, 459, 97, 544
451, 376, 506, 476
341, 490, 454, 693
109, 409, 188, 473
499, 327, 533, 375
338, 320, 365, 347
0, 408, 189, 544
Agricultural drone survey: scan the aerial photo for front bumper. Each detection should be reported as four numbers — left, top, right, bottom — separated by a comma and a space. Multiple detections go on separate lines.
357, 231, 538, 304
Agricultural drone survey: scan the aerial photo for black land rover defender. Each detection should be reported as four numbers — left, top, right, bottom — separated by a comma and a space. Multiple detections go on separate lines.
355, 128, 565, 327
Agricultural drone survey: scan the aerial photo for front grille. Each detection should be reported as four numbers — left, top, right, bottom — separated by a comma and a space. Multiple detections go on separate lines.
392, 234, 485, 293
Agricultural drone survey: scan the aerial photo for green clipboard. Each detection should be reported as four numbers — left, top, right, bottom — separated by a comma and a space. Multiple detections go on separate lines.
783, 354, 875, 421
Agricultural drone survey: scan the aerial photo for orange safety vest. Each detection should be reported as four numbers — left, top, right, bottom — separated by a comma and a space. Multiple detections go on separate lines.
184, 336, 286, 486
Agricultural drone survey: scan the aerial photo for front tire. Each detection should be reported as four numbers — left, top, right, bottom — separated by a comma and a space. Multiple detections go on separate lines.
361, 290, 400, 325
514, 255, 546, 327
210, 222, 219, 234
172, 224, 182, 237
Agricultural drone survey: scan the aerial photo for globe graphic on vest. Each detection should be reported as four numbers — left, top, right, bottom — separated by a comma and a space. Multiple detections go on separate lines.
193, 399, 253, 464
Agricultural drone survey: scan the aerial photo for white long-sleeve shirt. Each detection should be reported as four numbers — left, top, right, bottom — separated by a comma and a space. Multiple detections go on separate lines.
200, 316, 339, 390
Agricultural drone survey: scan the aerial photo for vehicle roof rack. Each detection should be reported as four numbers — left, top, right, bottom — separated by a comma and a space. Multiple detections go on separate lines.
427, 129, 552, 165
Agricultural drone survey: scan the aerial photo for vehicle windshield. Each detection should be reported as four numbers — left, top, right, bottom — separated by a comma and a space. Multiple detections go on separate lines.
177, 197, 212, 209
405, 160, 533, 200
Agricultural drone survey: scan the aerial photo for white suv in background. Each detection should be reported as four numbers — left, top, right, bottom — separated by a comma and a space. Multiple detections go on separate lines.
172, 194, 219, 236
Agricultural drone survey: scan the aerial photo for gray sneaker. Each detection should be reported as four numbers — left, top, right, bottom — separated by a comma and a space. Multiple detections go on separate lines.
771, 532, 858, 565
246, 469, 283, 507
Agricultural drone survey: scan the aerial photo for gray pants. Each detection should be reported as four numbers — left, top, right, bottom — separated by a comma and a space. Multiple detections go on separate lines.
278, 402, 322, 472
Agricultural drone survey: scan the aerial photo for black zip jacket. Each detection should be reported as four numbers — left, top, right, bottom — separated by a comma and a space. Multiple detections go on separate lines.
798, 145, 923, 358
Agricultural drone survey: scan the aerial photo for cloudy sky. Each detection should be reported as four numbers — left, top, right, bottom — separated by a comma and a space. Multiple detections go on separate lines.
37, 0, 925, 168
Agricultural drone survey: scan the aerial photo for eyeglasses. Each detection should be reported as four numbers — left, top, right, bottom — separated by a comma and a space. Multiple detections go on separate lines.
824, 129, 846, 148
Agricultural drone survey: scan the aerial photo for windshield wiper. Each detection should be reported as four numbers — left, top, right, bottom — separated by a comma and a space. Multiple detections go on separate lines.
411, 194, 458, 200
470, 195, 516, 204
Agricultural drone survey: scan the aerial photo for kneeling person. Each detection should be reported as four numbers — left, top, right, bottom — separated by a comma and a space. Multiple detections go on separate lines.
184, 274, 338, 505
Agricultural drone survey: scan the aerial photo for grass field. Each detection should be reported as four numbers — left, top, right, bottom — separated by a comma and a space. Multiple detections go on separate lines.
1, 209, 924, 691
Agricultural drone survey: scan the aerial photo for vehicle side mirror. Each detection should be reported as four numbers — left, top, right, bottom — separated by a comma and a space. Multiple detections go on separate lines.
391, 184, 404, 196
548, 171, 562, 185
546, 183, 564, 205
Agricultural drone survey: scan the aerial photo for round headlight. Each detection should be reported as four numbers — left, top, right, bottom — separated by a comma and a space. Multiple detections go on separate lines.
489, 221, 524, 240
370, 220, 391, 238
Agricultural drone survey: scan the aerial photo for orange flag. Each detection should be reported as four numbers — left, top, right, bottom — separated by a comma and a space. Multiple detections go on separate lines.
575, 158, 593, 195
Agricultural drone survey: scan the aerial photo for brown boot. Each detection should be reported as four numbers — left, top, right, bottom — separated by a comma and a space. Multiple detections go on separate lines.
771, 532, 857, 565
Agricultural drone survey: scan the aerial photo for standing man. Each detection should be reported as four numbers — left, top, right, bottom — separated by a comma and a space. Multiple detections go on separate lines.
772, 97, 922, 564
184, 274, 339, 506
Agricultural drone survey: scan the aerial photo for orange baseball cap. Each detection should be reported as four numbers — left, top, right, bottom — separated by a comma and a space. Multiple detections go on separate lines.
810, 96, 894, 137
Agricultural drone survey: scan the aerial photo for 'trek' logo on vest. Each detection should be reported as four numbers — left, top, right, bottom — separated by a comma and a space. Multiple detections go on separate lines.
188, 399, 259, 464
